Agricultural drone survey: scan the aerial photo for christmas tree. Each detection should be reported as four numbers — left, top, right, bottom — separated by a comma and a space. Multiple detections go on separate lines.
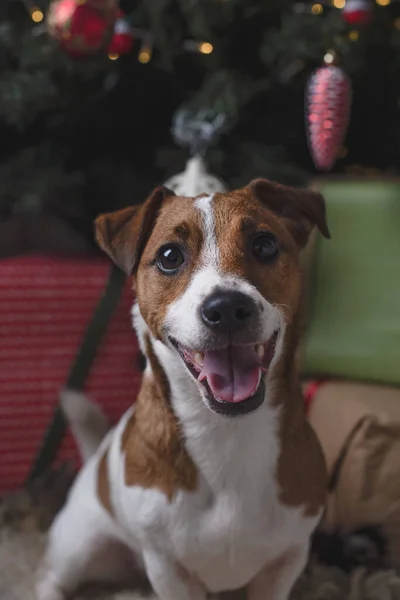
1, 0, 400, 252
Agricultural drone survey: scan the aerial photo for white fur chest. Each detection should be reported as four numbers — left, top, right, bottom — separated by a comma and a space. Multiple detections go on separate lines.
111, 396, 318, 594
168, 480, 292, 592
165, 407, 317, 592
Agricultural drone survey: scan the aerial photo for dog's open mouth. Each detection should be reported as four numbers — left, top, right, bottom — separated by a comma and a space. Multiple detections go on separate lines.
170, 332, 278, 415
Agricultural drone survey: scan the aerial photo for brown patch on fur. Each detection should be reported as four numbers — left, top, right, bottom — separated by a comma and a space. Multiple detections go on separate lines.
97, 446, 114, 517
121, 335, 197, 501
95, 186, 176, 275
135, 197, 204, 340
211, 185, 327, 516
249, 178, 330, 246
276, 374, 327, 517
212, 188, 304, 325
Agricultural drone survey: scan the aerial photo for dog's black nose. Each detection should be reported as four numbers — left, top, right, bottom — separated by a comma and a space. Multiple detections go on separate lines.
201, 291, 256, 333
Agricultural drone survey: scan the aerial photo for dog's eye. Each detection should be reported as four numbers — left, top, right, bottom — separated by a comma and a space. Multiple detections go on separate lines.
157, 245, 185, 273
252, 233, 279, 261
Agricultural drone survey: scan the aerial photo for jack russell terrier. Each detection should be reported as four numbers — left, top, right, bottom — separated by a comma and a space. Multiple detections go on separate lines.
37, 179, 329, 600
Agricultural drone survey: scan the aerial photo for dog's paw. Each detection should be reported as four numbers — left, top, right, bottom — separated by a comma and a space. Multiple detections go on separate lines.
36, 575, 65, 600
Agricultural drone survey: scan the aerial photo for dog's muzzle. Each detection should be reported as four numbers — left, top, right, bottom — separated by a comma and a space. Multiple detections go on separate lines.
170, 290, 279, 416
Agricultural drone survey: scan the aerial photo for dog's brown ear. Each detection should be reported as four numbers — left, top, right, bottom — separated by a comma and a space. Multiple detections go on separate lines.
95, 186, 175, 274
248, 178, 330, 247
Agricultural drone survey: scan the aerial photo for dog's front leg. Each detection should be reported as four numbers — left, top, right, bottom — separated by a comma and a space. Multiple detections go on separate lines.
247, 545, 308, 600
143, 549, 207, 600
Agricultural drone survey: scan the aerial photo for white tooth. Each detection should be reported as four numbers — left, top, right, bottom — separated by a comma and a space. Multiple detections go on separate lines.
256, 344, 264, 359
194, 352, 204, 366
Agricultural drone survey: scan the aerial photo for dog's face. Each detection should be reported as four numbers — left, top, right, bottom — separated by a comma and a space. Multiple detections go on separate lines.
95, 180, 329, 417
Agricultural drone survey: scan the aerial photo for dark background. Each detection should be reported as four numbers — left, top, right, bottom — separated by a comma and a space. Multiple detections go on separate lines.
1, 0, 400, 255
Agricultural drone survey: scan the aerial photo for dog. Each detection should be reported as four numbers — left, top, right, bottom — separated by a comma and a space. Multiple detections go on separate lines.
37, 179, 329, 600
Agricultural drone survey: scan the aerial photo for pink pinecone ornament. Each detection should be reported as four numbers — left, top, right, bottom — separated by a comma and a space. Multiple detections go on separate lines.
306, 63, 352, 171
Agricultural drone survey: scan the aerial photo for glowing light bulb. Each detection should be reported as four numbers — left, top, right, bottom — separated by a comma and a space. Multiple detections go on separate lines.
138, 49, 151, 64
311, 3, 323, 14
199, 42, 213, 54
376, 0, 390, 5
108, 52, 119, 60
333, 0, 346, 7
31, 8, 44, 22
324, 51, 335, 64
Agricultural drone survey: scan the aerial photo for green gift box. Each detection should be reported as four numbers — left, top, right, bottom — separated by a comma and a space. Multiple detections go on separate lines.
302, 178, 400, 386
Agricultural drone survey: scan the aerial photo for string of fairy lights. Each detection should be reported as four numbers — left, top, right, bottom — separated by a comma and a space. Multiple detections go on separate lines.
300, 0, 400, 42
19, 0, 398, 64
19, 0, 215, 62
309, 0, 391, 10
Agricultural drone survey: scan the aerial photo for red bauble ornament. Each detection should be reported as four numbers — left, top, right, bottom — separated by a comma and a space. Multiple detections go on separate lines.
107, 10, 134, 55
342, 0, 373, 25
47, 0, 118, 57
306, 63, 352, 171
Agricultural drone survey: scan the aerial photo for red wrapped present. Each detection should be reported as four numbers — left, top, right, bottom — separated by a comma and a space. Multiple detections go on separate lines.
0, 255, 141, 493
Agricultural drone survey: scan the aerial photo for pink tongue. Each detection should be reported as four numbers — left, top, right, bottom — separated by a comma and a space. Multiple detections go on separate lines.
199, 345, 261, 403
